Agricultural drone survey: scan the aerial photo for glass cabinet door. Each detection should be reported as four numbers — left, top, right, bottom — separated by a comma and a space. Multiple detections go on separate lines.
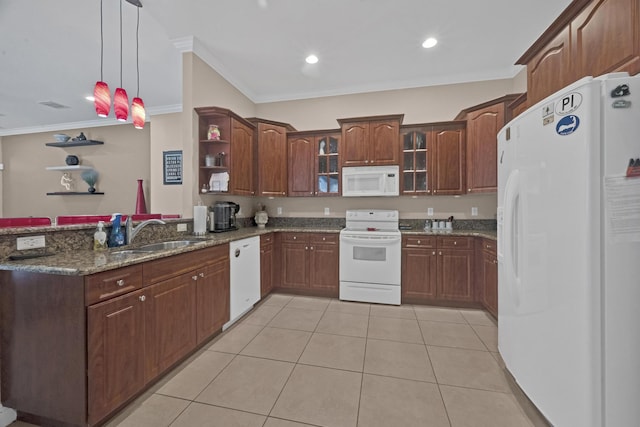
401, 130, 429, 194
316, 134, 340, 195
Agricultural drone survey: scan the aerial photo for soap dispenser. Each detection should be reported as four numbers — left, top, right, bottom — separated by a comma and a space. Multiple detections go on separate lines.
108, 214, 125, 247
94, 221, 108, 250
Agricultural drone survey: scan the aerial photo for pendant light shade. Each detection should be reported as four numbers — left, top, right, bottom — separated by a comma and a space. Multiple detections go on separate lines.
114, 88, 129, 121
93, 81, 111, 117
131, 97, 145, 129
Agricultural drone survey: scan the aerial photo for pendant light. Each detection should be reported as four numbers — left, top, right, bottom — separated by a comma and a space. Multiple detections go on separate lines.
131, 6, 145, 129
114, 0, 129, 121
93, 0, 111, 117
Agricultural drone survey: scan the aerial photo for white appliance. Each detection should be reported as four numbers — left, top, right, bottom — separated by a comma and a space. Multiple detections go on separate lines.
224, 236, 260, 330
497, 72, 640, 427
342, 165, 399, 197
339, 209, 401, 304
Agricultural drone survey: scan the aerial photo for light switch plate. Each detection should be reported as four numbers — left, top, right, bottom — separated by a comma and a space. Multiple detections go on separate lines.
427, 208, 434, 216
17, 235, 46, 250
471, 207, 478, 216
277, 207, 283, 215
324, 207, 330, 215
177, 223, 187, 232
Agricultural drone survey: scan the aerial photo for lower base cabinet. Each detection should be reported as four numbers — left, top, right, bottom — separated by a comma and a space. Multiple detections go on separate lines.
260, 234, 274, 297
479, 238, 498, 317
401, 236, 474, 304
278, 232, 339, 295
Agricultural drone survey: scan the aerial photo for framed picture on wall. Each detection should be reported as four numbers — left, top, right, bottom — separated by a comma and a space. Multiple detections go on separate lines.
163, 150, 183, 185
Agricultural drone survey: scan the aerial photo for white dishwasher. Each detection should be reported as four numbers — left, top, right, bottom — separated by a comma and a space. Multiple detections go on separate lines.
224, 236, 261, 330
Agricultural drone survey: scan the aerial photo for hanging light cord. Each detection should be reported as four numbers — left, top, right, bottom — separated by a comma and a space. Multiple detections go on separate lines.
119, 0, 123, 87
136, 6, 140, 97
99, 0, 104, 81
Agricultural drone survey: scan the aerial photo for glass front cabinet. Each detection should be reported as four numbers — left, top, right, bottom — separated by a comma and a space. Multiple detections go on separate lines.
401, 127, 430, 194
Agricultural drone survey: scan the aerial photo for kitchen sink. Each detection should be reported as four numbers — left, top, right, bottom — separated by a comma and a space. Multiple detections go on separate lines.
137, 240, 204, 251
109, 249, 153, 256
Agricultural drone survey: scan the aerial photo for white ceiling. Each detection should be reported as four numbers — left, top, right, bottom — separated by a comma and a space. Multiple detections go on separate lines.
0, 0, 572, 136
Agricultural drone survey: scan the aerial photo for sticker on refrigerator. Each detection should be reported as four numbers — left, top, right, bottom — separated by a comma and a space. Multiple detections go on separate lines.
555, 92, 582, 115
556, 115, 580, 136
542, 102, 554, 126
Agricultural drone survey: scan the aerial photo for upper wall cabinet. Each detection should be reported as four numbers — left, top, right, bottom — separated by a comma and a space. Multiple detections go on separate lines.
338, 115, 403, 167
517, 0, 640, 106
247, 118, 296, 197
287, 130, 341, 197
195, 107, 256, 196
456, 94, 521, 193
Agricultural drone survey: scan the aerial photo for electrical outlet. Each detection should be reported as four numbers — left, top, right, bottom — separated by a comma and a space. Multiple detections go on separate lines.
427, 208, 434, 216
324, 207, 330, 215
17, 235, 45, 250
277, 207, 283, 215
471, 207, 478, 216
177, 223, 187, 232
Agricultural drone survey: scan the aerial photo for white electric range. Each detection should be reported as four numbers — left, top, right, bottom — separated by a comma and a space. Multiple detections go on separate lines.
339, 209, 401, 305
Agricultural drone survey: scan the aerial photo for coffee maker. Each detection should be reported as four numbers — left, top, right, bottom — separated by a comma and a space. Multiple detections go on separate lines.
212, 201, 239, 232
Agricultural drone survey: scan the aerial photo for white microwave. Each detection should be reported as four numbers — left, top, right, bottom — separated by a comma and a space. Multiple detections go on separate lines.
342, 165, 399, 197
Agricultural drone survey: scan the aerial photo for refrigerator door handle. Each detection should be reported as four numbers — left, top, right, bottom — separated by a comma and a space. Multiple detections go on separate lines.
504, 169, 522, 307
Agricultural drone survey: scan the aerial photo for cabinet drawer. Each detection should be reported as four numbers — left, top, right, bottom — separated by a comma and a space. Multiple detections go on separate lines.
85, 264, 143, 305
143, 245, 228, 285
260, 233, 274, 246
281, 233, 308, 243
437, 236, 473, 249
403, 236, 436, 248
482, 238, 497, 254
310, 233, 338, 245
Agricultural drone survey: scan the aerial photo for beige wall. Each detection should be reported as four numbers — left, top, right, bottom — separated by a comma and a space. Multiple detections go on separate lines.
2, 125, 150, 219
149, 112, 184, 215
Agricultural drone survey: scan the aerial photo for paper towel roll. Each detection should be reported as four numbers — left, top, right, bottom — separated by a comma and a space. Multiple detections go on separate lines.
193, 205, 207, 236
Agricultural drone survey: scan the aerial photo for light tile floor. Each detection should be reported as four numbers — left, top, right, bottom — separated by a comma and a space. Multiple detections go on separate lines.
10, 294, 546, 427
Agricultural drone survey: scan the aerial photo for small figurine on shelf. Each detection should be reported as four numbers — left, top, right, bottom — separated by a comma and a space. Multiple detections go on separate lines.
72, 132, 87, 141
60, 173, 74, 191
81, 169, 99, 193
207, 125, 221, 140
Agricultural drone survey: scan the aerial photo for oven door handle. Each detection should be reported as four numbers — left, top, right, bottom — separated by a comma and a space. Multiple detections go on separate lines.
340, 235, 401, 245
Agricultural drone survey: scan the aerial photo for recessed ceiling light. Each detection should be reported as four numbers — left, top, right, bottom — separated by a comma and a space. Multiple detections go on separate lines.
422, 37, 438, 49
305, 54, 319, 64
85, 95, 95, 102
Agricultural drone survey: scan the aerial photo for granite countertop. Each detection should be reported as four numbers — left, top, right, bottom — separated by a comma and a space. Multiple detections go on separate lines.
0, 226, 495, 276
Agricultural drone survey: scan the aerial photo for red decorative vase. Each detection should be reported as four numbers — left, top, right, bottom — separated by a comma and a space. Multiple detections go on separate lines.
135, 179, 148, 214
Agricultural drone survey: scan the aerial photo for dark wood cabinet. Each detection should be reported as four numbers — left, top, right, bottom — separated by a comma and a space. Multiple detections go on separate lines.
401, 236, 437, 300
517, 0, 640, 106
457, 95, 521, 194
401, 235, 474, 304
338, 115, 403, 166
278, 232, 339, 296
287, 130, 341, 196
478, 238, 498, 318
400, 127, 430, 195
195, 107, 256, 195
196, 246, 230, 344
87, 289, 146, 425
260, 234, 274, 297
249, 119, 295, 197
431, 123, 466, 195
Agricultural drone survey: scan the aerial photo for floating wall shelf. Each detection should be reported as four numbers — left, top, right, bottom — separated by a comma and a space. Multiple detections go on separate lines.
46, 165, 95, 171
45, 140, 104, 148
46, 192, 104, 196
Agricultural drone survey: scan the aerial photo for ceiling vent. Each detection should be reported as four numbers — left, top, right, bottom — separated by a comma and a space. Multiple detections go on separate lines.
38, 101, 70, 109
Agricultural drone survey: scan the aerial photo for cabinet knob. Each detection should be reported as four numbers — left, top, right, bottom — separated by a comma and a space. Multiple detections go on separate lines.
439, 251, 442, 256
433, 190, 437, 194
310, 192, 313, 195
315, 191, 318, 195
365, 160, 369, 164
293, 236, 297, 240
199, 272, 205, 278
282, 192, 285, 195
427, 190, 431, 193
192, 275, 198, 281
310, 246, 314, 250
453, 241, 457, 245
305, 246, 308, 250
486, 244, 491, 249
139, 295, 146, 302
468, 188, 471, 192
322, 237, 326, 241
493, 259, 498, 264
432, 251, 436, 255
116, 279, 125, 287
417, 240, 421, 244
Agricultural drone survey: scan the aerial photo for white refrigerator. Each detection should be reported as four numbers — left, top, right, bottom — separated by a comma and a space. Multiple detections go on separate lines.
497, 72, 640, 427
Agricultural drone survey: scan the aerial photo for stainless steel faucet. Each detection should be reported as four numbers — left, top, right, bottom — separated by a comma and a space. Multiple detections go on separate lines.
125, 217, 166, 245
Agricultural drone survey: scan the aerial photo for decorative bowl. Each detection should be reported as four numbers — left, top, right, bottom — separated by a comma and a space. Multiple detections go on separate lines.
53, 133, 71, 142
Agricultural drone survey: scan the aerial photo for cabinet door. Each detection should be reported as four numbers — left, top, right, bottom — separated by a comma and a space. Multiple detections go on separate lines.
401, 129, 429, 195
482, 250, 498, 318
466, 103, 504, 193
196, 259, 230, 344
527, 27, 574, 106
341, 121, 369, 166
281, 240, 309, 288
431, 126, 466, 195
288, 135, 316, 196
87, 289, 146, 426
401, 247, 437, 300
437, 249, 474, 301
369, 119, 400, 165
260, 235, 274, 297
316, 134, 341, 196
230, 118, 255, 195
571, 0, 640, 79
308, 243, 339, 293
258, 122, 288, 196
145, 273, 197, 381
